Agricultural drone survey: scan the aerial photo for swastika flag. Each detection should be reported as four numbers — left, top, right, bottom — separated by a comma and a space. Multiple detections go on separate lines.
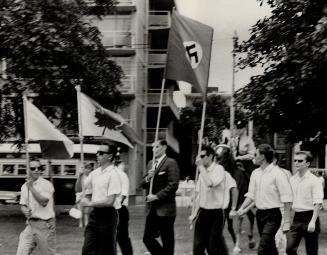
165, 11, 213, 98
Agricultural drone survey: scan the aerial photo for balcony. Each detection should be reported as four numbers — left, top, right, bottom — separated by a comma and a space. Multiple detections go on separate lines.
148, 49, 167, 68
148, 11, 171, 29
146, 128, 179, 153
101, 31, 135, 56
85, 0, 136, 13
147, 89, 179, 119
119, 75, 136, 95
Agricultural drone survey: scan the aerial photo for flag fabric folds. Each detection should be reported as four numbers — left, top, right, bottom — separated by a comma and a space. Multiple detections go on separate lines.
165, 11, 213, 98
24, 100, 74, 159
79, 92, 141, 148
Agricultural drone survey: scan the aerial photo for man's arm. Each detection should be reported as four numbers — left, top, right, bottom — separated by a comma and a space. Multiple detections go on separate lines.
229, 187, 239, 218
26, 180, 51, 207
282, 202, 292, 232
307, 204, 321, 233
82, 194, 117, 208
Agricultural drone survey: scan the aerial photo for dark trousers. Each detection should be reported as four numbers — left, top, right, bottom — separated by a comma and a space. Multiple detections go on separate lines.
286, 211, 320, 255
256, 208, 281, 255
117, 205, 133, 255
193, 208, 228, 255
143, 208, 176, 255
82, 207, 118, 255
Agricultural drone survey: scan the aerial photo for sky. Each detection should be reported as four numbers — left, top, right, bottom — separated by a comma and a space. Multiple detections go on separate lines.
172, 0, 271, 107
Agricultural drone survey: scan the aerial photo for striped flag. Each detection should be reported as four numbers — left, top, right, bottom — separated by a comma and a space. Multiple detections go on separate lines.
165, 11, 213, 98
24, 99, 74, 159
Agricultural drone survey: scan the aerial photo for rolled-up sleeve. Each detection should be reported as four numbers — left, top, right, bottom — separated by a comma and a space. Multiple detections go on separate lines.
312, 178, 324, 205
245, 171, 256, 200
275, 171, 293, 203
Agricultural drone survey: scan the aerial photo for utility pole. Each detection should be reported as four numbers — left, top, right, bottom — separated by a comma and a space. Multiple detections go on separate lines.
230, 31, 238, 140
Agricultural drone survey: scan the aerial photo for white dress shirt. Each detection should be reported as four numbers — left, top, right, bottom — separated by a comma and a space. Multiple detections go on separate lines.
245, 163, 293, 209
85, 165, 122, 209
196, 162, 225, 209
20, 177, 55, 220
290, 170, 324, 212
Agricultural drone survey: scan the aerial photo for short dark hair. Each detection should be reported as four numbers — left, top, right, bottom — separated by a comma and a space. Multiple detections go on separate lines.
158, 140, 168, 147
295, 151, 313, 163
257, 144, 275, 163
201, 145, 216, 158
29, 156, 40, 164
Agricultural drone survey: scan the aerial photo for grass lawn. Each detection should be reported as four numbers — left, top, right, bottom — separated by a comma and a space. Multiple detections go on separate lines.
0, 204, 326, 255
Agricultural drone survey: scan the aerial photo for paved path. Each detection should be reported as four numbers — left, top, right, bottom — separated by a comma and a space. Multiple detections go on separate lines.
0, 204, 327, 255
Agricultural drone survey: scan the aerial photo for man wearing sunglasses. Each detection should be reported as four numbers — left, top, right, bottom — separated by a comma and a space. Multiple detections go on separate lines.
80, 144, 122, 255
16, 157, 56, 255
286, 151, 323, 255
192, 145, 228, 255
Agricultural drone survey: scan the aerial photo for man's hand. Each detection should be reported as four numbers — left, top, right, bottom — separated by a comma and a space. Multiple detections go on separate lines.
282, 221, 290, 233
26, 179, 35, 190
21, 206, 31, 219
229, 209, 237, 218
237, 208, 246, 217
307, 221, 316, 233
146, 194, 158, 203
80, 197, 92, 207
195, 156, 204, 167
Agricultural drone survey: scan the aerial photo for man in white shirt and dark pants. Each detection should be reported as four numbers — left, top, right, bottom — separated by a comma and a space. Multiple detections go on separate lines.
81, 145, 122, 255
193, 145, 229, 255
286, 151, 323, 255
238, 144, 293, 255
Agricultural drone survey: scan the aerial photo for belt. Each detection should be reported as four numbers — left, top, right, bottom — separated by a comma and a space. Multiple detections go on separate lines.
29, 218, 52, 222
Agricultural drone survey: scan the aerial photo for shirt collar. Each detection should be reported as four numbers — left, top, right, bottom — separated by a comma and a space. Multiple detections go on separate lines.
156, 154, 166, 165
261, 163, 275, 173
295, 169, 311, 179
206, 162, 216, 172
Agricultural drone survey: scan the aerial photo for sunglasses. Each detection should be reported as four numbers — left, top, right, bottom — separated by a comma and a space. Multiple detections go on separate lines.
294, 159, 304, 163
199, 154, 207, 158
30, 167, 42, 172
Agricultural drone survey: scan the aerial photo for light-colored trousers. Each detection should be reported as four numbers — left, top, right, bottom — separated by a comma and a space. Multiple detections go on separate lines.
16, 218, 56, 255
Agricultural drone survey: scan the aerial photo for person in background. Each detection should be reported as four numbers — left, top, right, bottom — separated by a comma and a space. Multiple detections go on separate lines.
238, 144, 293, 255
75, 162, 93, 227
16, 157, 56, 255
80, 145, 121, 255
286, 151, 323, 255
115, 153, 133, 255
142, 140, 180, 255
273, 153, 292, 255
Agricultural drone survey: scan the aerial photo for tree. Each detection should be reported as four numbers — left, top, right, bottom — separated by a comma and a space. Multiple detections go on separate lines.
236, 0, 327, 142
0, 0, 123, 142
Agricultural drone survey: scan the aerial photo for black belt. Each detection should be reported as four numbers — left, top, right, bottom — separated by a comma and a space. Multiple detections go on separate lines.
29, 218, 52, 222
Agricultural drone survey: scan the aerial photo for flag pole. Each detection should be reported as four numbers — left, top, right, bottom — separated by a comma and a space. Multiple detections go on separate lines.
22, 94, 31, 216
76, 85, 84, 169
149, 76, 166, 195
230, 31, 238, 151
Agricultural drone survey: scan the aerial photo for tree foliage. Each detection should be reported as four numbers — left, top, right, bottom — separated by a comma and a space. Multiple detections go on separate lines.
179, 95, 245, 142
0, 0, 123, 141
236, 0, 327, 142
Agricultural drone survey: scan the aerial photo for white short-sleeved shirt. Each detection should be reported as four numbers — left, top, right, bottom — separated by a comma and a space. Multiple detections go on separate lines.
245, 163, 293, 209
20, 177, 55, 220
196, 162, 225, 209
117, 165, 130, 207
85, 165, 122, 209
223, 171, 237, 209
290, 170, 324, 212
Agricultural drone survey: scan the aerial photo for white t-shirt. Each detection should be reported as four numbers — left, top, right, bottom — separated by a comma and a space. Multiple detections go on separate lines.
20, 177, 55, 220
